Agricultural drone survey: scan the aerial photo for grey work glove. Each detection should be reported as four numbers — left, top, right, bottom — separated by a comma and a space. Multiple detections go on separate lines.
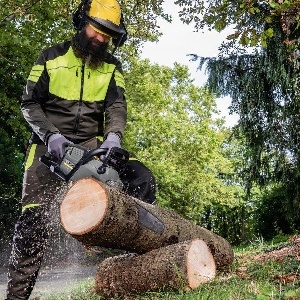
100, 133, 121, 155
47, 133, 73, 159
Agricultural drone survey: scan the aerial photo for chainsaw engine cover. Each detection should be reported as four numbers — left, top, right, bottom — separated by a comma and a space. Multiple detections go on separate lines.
69, 159, 123, 188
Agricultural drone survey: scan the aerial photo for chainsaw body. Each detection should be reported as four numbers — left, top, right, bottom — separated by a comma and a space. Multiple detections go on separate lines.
40, 145, 129, 189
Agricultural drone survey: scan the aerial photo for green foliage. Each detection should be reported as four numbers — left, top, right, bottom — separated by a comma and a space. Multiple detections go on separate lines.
0, 127, 24, 236
190, 19, 300, 239
46, 280, 99, 300
256, 180, 300, 239
175, 0, 300, 48
123, 58, 247, 242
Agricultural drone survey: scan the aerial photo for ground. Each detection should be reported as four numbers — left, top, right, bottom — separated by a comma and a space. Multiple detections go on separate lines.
236, 235, 300, 287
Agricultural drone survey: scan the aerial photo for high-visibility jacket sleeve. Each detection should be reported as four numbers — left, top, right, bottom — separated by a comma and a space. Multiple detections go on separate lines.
104, 67, 127, 139
21, 52, 60, 144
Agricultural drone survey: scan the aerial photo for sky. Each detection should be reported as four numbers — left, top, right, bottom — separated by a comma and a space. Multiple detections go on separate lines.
140, 1, 239, 127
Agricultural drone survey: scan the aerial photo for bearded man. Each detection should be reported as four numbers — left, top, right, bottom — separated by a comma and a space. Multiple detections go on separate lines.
5, 1, 156, 299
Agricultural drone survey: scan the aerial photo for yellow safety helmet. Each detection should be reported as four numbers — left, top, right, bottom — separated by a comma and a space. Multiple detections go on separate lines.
88, 0, 121, 37
72, 0, 127, 47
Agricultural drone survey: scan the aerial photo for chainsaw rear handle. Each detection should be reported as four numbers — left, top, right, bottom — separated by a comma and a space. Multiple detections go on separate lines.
39, 152, 55, 169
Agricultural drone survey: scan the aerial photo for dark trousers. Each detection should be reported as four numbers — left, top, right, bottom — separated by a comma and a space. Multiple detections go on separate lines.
6, 141, 156, 300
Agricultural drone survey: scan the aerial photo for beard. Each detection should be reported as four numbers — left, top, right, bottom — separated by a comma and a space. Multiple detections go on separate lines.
72, 29, 109, 69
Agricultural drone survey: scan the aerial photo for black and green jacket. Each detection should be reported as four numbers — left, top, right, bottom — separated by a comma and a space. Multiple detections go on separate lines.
21, 41, 126, 145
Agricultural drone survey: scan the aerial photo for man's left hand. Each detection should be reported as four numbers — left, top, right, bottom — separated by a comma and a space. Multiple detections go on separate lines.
100, 133, 121, 154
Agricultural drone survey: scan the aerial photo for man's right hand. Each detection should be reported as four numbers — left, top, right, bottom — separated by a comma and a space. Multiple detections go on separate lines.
47, 133, 73, 159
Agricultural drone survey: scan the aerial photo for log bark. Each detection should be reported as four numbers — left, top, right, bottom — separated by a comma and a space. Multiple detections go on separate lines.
94, 239, 216, 299
60, 178, 234, 270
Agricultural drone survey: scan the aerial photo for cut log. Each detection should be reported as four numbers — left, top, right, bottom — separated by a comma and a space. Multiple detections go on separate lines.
60, 178, 234, 270
95, 239, 216, 299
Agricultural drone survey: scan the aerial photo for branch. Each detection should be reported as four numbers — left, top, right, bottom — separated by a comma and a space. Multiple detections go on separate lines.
0, 0, 42, 27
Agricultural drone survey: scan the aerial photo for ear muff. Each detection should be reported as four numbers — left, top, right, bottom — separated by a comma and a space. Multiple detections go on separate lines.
72, 0, 88, 31
112, 14, 127, 47
72, 0, 127, 48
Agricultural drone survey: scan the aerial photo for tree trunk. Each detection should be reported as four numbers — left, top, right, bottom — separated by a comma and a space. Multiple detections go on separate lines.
60, 178, 234, 270
94, 239, 216, 299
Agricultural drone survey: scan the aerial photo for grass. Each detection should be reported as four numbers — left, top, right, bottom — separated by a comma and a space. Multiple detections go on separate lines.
45, 235, 300, 300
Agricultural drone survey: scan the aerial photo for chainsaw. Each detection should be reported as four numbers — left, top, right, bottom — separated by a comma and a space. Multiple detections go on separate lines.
40, 144, 165, 233
39, 145, 129, 190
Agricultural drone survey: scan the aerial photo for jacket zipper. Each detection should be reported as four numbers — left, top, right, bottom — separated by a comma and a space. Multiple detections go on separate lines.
73, 62, 85, 135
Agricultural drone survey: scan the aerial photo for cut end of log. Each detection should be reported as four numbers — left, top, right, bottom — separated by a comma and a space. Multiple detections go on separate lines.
60, 178, 108, 235
187, 239, 216, 289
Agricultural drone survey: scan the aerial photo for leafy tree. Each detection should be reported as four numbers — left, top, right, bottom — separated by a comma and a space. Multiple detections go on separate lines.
175, 1, 300, 238
175, 0, 300, 49
123, 58, 246, 242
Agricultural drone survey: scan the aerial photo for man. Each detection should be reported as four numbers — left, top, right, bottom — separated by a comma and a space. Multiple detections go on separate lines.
6, 0, 156, 299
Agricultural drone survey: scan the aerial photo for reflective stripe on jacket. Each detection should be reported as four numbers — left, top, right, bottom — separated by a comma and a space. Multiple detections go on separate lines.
21, 41, 127, 144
